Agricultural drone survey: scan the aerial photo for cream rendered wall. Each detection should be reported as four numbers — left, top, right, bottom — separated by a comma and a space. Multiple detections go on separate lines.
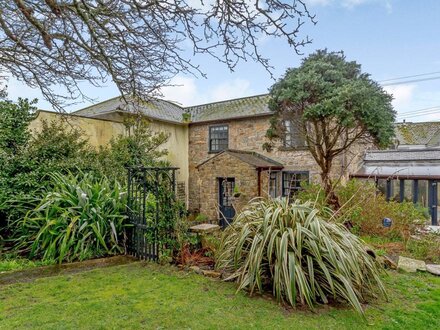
147, 119, 189, 201
29, 111, 126, 147
29, 111, 189, 203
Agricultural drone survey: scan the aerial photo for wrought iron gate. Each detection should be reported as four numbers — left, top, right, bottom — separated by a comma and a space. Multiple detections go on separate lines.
126, 166, 178, 261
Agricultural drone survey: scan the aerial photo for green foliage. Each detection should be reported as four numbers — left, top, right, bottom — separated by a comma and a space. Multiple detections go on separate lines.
0, 254, 54, 272
266, 50, 396, 205
405, 234, 440, 263
297, 180, 428, 240
268, 49, 395, 148
27, 119, 96, 170
195, 213, 209, 223
216, 198, 386, 315
0, 101, 169, 233
11, 172, 128, 263
0, 98, 36, 155
0, 112, 98, 226
96, 117, 169, 183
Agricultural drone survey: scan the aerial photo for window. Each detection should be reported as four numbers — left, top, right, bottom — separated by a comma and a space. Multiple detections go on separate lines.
209, 125, 228, 152
269, 172, 279, 198
282, 171, 309, 197
283, 119, 306, 148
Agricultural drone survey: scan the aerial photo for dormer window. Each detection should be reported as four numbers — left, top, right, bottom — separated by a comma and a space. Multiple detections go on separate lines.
209, 125, 228, 152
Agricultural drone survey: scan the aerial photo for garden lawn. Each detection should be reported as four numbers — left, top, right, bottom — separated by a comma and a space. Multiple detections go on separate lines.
0, 262, 439, 330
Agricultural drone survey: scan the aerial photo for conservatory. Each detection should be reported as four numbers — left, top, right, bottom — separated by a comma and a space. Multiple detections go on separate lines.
351, 149, 440, 226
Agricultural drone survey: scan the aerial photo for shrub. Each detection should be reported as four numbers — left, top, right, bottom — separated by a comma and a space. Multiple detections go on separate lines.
195, 213, 209, 223
96, 117, 170, 183
11, 172, 128, 263
216, 198, 386, 315
0, 117, 98, 226
405, 234, 440, 263
0, 101, 169, 237
0, 98, 36, 231
297, 180, 428, 240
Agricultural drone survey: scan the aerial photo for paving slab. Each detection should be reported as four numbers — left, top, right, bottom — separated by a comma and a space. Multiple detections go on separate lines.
189, 223, 221, 234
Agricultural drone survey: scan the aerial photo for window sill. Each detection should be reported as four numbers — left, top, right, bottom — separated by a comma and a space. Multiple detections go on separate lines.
278, 146, 309, 152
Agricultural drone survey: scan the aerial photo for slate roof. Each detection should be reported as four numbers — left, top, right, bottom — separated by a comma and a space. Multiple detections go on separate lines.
186, 94, 271, 122
353, 149, 440, 179
196, 149, 283, 169
73, 96, 185, 123
73, 94, 272, 123
365, 149, 440, 162
354, 164, 440, 179
395, 122, 440, 146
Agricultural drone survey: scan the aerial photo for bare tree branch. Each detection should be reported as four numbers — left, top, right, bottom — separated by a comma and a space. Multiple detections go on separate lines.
0, 0, 315, 110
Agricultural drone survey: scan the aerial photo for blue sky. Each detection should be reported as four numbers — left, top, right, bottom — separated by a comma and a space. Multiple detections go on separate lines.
5, 0, 440, 122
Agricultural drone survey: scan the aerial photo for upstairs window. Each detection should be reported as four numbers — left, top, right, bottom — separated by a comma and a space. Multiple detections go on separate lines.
209, 125, 228, 152
282, 171, 309, 197
283, 119, 306, 148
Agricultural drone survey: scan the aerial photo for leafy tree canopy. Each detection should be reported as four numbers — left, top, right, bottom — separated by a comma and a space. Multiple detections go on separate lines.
266, 49, 395, 206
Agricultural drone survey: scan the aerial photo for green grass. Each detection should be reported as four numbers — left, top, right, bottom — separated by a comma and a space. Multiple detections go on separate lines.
0, 257, 54, 272
0, 262, 439, 329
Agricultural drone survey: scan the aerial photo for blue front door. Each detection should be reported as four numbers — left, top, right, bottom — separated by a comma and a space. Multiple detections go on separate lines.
219, 178, 235, 228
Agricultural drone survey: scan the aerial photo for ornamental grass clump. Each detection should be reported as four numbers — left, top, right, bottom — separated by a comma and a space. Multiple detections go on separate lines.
12, 172, 128, 263
216, 198, 387, 315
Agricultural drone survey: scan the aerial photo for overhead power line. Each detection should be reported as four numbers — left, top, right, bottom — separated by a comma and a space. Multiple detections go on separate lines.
397, 109, 440, 119
397, 105, 440, 116
379, 71, 440, 83
381, 76, 440, 86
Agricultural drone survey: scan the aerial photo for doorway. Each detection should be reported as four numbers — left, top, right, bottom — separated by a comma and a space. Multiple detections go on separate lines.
218, 178, 235, 228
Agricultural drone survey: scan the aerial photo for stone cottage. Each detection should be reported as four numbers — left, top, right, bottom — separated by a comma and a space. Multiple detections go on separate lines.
31, 94, 440, 225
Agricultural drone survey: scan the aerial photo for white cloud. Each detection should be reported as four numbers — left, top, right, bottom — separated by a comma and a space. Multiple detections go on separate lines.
161, 76, 254, 106
161, 76, 199, 106
210, 79, 252, 102
383, 84, 416, 110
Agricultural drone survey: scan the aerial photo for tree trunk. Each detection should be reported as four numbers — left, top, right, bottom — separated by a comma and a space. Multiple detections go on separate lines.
320, 171, 340, 210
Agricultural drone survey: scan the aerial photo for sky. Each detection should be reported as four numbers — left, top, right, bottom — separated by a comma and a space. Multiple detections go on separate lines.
5, 0, 440, 122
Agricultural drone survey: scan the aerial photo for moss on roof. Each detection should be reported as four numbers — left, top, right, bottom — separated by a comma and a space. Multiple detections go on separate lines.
186, 94, 271, 122
73, 94, 272, 123
395, 122, 440, 146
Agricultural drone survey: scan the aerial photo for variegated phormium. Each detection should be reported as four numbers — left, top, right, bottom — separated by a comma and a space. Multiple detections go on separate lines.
12, 172, 128, 263
216, 198, 387, 315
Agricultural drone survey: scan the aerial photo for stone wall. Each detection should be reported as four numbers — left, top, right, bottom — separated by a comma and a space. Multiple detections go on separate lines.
188, 115, 372, 214
197, 152, 259, 220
